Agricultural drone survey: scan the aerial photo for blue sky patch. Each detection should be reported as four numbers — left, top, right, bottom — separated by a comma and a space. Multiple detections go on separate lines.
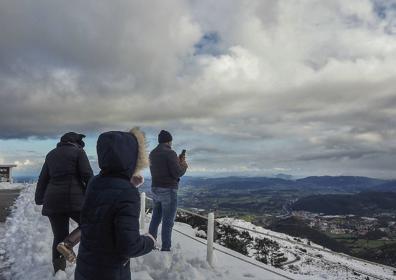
194, 32, 222, 56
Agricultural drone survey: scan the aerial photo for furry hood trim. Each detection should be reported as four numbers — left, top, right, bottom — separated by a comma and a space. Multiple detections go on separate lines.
129, 127, 149, 175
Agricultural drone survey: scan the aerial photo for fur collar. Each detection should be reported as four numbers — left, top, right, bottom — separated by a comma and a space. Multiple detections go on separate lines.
129, 127, 149, 175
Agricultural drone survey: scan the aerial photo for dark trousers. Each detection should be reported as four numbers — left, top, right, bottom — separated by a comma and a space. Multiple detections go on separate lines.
48, 212, 80, 261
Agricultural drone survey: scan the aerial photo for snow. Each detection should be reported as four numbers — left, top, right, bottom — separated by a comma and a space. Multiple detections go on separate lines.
0, 222, 9, 276
1, 184, 294, 280
0, 183, 26, 190
1, 183, 395, 280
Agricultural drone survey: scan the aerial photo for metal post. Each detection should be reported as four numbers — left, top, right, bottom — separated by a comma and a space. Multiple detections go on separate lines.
140, 192, 146, 231
207, 212, 214, 266
9, 167, 13, 184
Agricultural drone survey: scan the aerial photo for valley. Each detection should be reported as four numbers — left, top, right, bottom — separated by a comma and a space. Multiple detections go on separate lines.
141, 175, 396, 267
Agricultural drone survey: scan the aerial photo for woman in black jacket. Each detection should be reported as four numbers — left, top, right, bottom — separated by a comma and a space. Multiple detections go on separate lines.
35, 132, 93, 273
75, 128, 155, 280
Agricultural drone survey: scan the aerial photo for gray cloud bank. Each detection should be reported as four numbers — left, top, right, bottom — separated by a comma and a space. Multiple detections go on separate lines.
1, 0, 396, 177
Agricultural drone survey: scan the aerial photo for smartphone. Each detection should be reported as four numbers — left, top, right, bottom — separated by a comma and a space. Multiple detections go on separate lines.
180, 149, 186, 157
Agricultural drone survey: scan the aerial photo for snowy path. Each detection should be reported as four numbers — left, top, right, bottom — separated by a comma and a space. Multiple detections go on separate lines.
1, 185, 296, 280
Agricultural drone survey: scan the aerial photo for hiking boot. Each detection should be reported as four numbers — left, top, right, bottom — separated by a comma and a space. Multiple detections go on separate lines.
57, 242, 76, 263
53, 256, 66, 274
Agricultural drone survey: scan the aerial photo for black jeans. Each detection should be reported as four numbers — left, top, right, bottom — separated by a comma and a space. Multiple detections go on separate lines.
48, 212, 80, 261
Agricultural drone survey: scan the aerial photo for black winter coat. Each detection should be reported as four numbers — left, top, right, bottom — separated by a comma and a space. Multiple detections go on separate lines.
75, 131, 154, 280
149, 143, 187, 188
35, 135, 93, 216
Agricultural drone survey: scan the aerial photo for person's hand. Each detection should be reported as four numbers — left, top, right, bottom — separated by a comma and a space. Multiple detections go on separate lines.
131, 175, 144, 188
180, 158, 188, 169
145, 233, 157, 244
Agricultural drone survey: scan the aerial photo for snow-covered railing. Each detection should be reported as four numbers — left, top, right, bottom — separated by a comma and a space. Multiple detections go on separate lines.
141, 193, 295, 280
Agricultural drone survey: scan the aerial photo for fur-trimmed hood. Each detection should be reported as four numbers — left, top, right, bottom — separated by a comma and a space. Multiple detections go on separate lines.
129, 127, 149, 175
96, 128, 149, 179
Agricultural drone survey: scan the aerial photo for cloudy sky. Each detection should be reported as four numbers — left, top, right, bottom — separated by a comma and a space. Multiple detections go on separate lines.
1, 0, 396, 178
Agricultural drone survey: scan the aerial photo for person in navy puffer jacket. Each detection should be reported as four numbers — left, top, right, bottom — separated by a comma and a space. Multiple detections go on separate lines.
75, 129, 155, 280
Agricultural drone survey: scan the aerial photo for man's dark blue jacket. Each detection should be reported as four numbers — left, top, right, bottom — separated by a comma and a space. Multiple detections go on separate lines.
75, 131, 154, 280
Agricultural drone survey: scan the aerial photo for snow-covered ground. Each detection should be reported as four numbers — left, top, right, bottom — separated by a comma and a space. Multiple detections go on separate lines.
1, 184, 395, 280
1, 185, 295, 280
0, 222, 9, 278
0, 183, 26, 190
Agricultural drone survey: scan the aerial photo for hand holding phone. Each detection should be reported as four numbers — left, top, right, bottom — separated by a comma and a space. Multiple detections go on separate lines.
179, 149, 188, 169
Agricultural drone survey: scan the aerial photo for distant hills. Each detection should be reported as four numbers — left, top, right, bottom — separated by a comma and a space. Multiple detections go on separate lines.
287, 177, 396, 215
180, 175, 393, 192
294, 176, 387, 191
182, 176, 295, 190
177, 176, 396, 216
370, 180, 396, 192
16, 174, 395, 190
291, 191, 396, 215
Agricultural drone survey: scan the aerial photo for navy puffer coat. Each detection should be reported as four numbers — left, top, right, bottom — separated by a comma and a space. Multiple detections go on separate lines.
35, 132, 93, 215
75, 131, 154, 280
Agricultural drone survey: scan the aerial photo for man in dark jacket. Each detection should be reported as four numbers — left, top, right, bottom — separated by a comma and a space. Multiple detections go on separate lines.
75, 131, 155, 280
148, 130, 188, 251
35, 132, 93, 273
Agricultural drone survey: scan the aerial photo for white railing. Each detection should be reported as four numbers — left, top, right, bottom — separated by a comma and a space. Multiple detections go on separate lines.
206, 212, 214, 266
139, 191, 394, 280
139, 192, 146, 231
139, 192, 295, 280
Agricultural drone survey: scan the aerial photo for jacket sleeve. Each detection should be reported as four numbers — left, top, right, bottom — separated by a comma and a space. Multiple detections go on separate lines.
78, 149, 94, 187
167, 150, 187, 179
114, 189, 154, 258
35, 161, 50, 205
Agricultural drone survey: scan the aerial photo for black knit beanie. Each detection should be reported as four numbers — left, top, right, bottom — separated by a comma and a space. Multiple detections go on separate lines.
158, 130, 172, 143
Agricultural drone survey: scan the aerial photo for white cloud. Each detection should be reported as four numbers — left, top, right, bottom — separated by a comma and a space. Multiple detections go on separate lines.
1, 0, 396, 177
355, 132, 383, 143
